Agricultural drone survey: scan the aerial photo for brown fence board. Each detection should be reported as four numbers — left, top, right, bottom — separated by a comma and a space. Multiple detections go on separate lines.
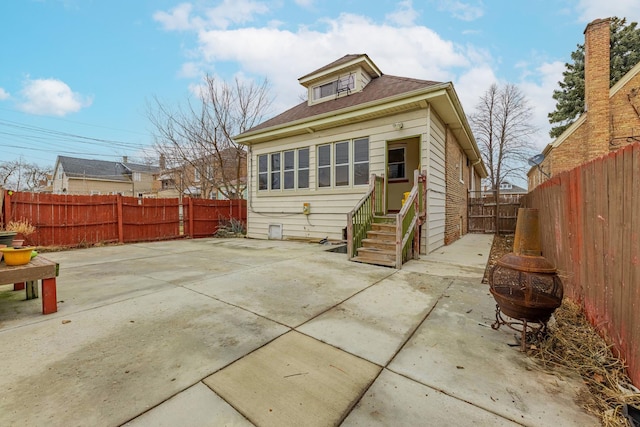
468, 193, 523, 234
523, 141, 640, 387
2, 192, 246, 248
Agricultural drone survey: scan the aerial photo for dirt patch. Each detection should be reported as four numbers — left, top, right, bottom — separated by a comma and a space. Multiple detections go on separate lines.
484, 234, 640, 426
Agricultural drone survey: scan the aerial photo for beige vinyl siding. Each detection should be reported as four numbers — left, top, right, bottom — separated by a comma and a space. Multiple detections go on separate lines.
247, 109, 430, 241
358, 69, 372, 91
426, 111, 446, 252
65, 178, 133, 195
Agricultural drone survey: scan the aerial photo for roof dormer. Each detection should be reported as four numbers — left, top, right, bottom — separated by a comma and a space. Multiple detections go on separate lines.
298, 54, 383, 106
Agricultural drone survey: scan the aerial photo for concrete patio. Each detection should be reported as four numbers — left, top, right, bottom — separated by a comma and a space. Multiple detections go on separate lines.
0, 234, 598, 426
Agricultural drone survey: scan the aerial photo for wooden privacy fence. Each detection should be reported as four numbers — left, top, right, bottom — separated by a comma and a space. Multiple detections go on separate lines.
522, 142, 640, 387
2, 191, 247, 248
468, 192, 524, 234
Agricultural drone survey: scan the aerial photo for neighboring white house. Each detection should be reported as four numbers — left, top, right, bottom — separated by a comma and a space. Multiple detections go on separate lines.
234, 54, 487, 254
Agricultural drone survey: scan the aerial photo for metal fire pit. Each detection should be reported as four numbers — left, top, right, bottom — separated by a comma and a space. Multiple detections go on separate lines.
489, 208, 563, 350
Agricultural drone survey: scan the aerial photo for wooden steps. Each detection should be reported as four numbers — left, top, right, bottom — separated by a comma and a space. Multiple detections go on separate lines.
352, 221, 398, 268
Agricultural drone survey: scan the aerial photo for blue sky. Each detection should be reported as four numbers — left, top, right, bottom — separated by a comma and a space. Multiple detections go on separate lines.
1, 0, 639, 169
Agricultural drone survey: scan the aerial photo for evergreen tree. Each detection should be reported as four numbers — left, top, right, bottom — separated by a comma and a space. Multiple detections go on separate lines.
548, 17, 640, 138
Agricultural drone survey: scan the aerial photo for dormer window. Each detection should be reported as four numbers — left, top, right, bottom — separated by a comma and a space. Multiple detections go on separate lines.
312, 74, 355, 101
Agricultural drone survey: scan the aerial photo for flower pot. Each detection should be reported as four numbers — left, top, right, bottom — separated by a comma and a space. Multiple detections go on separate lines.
11, 239, 25, 248
0, 247, 35, 266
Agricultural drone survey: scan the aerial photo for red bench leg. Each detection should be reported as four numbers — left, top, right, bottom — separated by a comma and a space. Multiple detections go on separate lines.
42, 278, 57, 314
14, 282, 25, 291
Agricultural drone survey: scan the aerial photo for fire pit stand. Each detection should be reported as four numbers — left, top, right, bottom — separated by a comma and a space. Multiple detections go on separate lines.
488, 208, 563, 351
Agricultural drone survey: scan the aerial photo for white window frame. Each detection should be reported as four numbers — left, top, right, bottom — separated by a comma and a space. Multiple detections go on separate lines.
312, 74, 355, 101
388, 146, 406, 182
317, 138, 369, 189
459, 152, 464, 183
258, 148, 311, 192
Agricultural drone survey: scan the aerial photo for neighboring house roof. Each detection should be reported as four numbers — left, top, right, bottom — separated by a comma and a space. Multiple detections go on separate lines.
56, 156, 158, 182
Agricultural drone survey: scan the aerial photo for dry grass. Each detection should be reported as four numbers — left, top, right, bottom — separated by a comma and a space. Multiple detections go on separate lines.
487, 234, 640, 426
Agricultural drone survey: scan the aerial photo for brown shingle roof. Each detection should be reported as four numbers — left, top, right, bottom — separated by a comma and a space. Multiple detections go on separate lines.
246, 74, 442, 133
298, 54, 365, 81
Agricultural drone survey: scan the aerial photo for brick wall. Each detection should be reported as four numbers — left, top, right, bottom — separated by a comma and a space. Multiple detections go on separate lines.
444, 127, 470, 245
529, 18, 640, 190
584, 18, 611, 159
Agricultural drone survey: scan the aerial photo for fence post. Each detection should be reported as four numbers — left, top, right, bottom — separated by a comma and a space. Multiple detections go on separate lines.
117, 195, 124, 243
188, 197, 194, 238
2, 189, 11, 225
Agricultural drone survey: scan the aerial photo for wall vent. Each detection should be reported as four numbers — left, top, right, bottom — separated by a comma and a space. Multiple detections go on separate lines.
268, 224, 283, 240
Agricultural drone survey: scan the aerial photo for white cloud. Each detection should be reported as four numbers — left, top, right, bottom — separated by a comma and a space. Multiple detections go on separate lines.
294, 0, 315, 7
386, 0, 420, 27
154, 0, 270, 31
0, 87, 9, 100
18, 78, 93, 116
432, 0, 485, 21
192, 12, 479, 112
517, 60, 566, 150
153, 3, 196, 31
575, 0, 640, 22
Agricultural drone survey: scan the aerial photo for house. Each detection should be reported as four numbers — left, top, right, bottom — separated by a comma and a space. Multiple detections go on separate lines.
529, 18, 640, 189
482, 181, 528, 197
52, 156, 159, 196
234, 54, 487, 267
155, 149, 247, 199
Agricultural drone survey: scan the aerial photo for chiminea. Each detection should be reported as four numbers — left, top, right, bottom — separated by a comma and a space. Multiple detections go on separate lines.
489, 208, 563, 350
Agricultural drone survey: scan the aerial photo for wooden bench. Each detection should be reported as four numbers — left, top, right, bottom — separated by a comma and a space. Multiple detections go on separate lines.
0, 256, 59, 314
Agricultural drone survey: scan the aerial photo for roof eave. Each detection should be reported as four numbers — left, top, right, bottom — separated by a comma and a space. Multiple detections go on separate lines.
235, 82, 452, 143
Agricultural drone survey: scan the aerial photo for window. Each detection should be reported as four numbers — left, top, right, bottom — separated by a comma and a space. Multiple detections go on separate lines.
388, 147, 406, 180
317, 138, 369, 188
270, 153, 281, 190
283, 150, 295, 189
312, 74, 355, 101
459, 152, 464, 183
318, 144, 331, 188
258, 138, 368, 192
335, 141, 349, 186
353, 138, 369, 185
258, 155, 268, 190
133, 172, 141, 182
258, 148, 310, 191
194, 168, 201, 182
298, 148, 309, 189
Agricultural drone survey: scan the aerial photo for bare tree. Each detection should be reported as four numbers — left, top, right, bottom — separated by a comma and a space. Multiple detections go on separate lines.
469, 83, 538, 232
0, 157, 52, 192
148, 75, 272, 199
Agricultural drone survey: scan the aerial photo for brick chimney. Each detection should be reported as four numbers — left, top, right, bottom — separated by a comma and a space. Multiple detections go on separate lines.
583, 18, 611, 160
